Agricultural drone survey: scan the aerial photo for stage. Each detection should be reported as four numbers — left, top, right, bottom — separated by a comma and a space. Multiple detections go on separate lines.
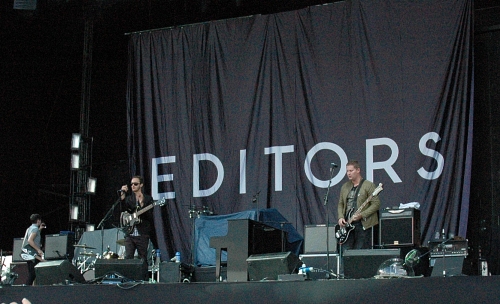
1, 275, 499, 303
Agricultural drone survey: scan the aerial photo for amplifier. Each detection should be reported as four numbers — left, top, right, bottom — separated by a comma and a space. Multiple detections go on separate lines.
44, 233, 75, 260
379, 208, 420, 247
428, 239, 468, 257
12, 238, 24, 262
304, 225, 337, 253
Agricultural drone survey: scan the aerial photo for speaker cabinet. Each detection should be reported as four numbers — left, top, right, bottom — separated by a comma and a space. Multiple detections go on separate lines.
430, 256, 464, 277
159, 262, 195, 283
247, 252, 300, 281
12, 238, 24, 262
45, 233, 75, 260
10, 262, 29, 285
379, 209, 420, 247
343, 249, 400, 279
94, 259, 143, 281
194, 266, 227, 282
34, 260, 85, 285
304, 225, 337, 253
160, 262, 181, 282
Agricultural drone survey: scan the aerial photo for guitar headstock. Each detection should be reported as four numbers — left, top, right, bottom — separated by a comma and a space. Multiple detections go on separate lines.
156, 197, 167, 206
372, 183, 384, 196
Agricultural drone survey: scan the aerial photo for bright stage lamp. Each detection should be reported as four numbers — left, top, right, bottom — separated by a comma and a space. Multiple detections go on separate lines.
71, 153, 80, 170
87, 177, 97, 194
71, 133, 81, 150
70, 205, 79, 220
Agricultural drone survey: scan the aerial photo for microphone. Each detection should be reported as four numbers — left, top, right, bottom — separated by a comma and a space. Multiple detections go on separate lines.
330, 163, 338, 168
252, 191, 261, 202
117, 189, 125, 195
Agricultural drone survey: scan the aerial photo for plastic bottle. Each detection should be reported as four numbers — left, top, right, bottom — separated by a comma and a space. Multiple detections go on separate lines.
175, 251, 181, 263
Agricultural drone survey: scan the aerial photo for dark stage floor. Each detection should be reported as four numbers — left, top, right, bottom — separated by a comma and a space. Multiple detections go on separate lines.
1, 275, 499, 304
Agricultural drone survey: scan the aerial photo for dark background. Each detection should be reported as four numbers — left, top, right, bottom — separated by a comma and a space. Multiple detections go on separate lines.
1, 0, 500, 274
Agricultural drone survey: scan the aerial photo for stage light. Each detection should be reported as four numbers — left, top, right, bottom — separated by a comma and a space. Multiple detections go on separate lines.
71, 133, 82, 150
70, 205, 79, 220
13, 0, 37, 10
86, 224, 95, 232
71, 153, 80, 170
87, 177, 97, 194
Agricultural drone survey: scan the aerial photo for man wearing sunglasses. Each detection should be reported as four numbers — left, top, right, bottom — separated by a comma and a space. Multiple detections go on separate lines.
119, 175, 156, 280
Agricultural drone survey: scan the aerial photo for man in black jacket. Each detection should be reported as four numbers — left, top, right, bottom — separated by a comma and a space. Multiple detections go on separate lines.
119, 175, 156, 280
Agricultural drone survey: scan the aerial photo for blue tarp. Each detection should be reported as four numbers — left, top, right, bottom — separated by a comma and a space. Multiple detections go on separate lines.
194, 208, 303, 266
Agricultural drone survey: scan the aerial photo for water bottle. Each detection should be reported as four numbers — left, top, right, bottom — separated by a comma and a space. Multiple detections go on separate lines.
155, 249, 161, 264
175, 251, 181, 263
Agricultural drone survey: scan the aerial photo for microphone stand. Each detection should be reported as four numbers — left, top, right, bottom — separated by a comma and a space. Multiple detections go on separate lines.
97, 197, 122, 257
252, 191, 261, 222
323, 164, 336, 279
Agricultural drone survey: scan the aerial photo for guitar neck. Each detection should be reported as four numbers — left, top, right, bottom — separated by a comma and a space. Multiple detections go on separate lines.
136, 202, 155, 216
348, 194, 374, 223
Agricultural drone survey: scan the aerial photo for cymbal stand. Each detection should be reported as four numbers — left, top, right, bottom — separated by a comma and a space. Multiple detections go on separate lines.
150, 249, 161, 283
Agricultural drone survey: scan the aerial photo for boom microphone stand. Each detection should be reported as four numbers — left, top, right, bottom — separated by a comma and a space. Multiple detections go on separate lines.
97, 196, 122, 257
323, 162, 338, 279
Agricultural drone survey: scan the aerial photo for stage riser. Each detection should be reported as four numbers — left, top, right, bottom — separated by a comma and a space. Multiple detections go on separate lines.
3, 276, 500, 304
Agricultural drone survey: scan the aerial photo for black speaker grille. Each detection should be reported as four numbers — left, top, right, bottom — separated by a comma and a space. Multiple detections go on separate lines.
247, 252, 300, 281
94, 259, 143, 280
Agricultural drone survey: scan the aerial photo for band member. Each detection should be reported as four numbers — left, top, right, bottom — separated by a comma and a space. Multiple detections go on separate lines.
22, 214, 46, 285
119, 175, 156, 280
337, 160, 380, 251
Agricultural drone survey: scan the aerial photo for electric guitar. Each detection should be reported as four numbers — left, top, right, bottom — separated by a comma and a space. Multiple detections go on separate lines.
20, 244, 44, 261
335, 183, 383, 244
120, 198, 166, 234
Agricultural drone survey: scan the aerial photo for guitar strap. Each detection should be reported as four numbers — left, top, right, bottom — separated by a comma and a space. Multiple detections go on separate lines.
345, 179, 365, 214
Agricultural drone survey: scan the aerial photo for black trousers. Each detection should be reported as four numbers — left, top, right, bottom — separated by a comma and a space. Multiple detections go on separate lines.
340, 221, 372, 253
26, 260, 37, 285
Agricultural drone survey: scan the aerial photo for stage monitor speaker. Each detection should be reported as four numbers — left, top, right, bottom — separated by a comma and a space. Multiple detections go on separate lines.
12, 238, 24, 262
379, 209, 420, 247
343, 249, 400, 279
44, 233, 75, 260
430, 256, 464, 277
304, 225, 337, 253
94, 259, 143, 281
247, 252, 300, 281
34, 260, 85, 285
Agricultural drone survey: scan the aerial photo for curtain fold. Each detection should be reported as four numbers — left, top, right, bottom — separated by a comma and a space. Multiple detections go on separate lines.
126, 0, 473, 262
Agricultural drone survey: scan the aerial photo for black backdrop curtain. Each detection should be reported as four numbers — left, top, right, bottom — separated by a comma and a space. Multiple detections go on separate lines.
126, 0, 473, 261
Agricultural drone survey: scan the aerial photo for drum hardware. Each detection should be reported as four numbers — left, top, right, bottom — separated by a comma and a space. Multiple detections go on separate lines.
74, 244, 96, 249
102, 251, 119, 259
76, 251, 99, 273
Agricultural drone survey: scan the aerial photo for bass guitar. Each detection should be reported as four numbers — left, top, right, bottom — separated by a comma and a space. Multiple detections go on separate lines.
120, 198, 166, 234
335, 183, 383, 244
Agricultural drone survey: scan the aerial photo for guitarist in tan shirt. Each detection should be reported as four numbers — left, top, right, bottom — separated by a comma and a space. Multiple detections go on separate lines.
337, 160, 381, 252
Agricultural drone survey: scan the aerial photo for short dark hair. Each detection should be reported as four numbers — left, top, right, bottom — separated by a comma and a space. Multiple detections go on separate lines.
30, 214, 42, 224
346, 160, 361, 169
132, 175, 144, 184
